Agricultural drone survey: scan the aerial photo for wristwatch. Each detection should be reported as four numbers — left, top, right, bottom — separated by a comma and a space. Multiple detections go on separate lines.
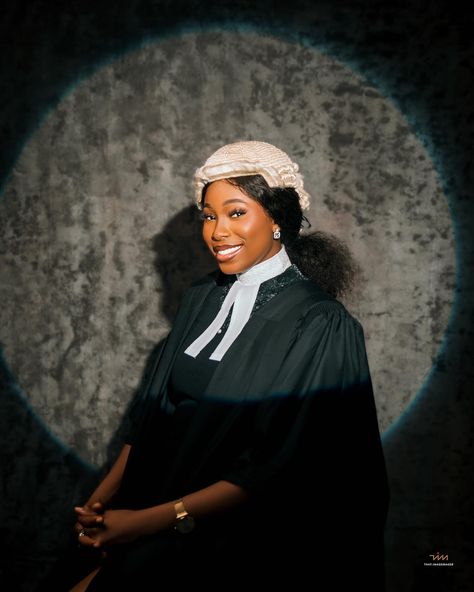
173, 499, 195, 534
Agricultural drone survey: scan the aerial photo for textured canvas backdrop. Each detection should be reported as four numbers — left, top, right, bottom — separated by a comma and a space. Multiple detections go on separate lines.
0, 2, 472, 591
0, 31, 455, 466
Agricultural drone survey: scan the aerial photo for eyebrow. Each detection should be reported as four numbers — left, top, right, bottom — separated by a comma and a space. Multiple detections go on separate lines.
202, 198, 248, 209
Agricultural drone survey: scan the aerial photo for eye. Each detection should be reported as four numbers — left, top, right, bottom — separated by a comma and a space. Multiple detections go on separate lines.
199, 209, 246, 221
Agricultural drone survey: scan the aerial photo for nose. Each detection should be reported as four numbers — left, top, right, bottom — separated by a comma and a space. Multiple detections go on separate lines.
211, 216, 230, 241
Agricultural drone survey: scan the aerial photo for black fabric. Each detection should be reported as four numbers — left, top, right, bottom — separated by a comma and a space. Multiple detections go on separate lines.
39, 264, 389, 590
169, 264, 306, 403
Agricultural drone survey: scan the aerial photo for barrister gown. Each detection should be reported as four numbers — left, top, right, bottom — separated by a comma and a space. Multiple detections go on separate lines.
42, 264, 389, 591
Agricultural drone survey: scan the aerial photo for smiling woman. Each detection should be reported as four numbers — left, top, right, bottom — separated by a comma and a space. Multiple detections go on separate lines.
38, 141, 389, 591
0, 30, 455, 474
200, 180, 282, 270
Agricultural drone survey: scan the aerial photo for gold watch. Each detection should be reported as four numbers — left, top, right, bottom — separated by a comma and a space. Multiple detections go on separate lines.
173, 499, 195, 534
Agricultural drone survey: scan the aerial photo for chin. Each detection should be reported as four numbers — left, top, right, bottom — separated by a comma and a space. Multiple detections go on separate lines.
218, 262, 240, 274
218, 259, 249, 275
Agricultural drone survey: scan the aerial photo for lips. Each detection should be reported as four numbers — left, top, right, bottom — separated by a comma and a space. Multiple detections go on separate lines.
213, 244, 243, 262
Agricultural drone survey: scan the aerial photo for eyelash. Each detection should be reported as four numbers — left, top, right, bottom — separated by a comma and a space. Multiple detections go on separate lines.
200, 209, 246, 221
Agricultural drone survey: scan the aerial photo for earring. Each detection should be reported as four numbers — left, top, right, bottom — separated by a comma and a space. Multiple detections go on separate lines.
273, 229, 281, 240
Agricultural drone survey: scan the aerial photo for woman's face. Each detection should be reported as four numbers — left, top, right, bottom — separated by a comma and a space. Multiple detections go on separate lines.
201, 179, 281, 275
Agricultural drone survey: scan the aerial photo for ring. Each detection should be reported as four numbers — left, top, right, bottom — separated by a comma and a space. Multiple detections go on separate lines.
78, 530, 86, 538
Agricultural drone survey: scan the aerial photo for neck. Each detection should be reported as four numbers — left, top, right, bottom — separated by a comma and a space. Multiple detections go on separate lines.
236, 244, 292, 286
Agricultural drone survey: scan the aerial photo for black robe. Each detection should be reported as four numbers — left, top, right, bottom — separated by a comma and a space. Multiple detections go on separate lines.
40, 266, 389, 590
108, 267, 389, 589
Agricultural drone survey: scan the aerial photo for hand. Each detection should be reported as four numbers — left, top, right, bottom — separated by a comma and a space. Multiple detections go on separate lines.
79, 509, 144, 549
75, 501, 105, 527
74, 502, 105, 546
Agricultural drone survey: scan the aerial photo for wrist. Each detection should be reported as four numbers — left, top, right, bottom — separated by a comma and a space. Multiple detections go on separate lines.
139, 503, 176, 536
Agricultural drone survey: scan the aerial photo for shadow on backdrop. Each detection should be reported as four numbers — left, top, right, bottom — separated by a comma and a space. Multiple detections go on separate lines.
106, 204, 214, 461
0, 204, 214, 591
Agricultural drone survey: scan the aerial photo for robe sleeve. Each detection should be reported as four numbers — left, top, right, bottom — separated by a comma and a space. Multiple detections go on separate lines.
219, 300, 389, 542
122, 335, 169, 445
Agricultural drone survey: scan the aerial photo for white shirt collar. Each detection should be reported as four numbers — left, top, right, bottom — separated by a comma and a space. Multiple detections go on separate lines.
236, 243, 292, 285
184, 244, 292, 361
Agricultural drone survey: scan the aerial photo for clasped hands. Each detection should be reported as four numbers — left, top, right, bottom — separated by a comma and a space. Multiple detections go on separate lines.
74, 502, 141, 549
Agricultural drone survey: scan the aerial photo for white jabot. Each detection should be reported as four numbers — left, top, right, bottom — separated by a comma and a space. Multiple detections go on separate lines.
184, 244, 292, 361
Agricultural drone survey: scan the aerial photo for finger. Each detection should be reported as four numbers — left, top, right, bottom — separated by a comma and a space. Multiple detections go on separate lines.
78, 515, 104, 528
88, 532, 103, 549
83, 527, 102, 538
74, 522, 85, 534
77, 531, 95, 547
91, 502, 104, 512
74, 506, 97, 516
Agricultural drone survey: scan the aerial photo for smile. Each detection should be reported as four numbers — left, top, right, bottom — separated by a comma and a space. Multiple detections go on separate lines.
214, 245, 243, 261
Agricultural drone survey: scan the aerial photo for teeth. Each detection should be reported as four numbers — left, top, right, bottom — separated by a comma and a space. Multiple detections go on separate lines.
218, 245, 242, 256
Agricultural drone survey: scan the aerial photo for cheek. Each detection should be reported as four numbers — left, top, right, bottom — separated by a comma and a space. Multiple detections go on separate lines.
249, 223, 273, 250
239, 215, 270, 239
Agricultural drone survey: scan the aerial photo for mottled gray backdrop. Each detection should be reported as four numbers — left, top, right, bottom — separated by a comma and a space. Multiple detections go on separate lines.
0, 32, 455, 467
0, 3, 472, 592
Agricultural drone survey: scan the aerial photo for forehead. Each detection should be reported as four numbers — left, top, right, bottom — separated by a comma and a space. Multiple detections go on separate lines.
203, 179, 253, 206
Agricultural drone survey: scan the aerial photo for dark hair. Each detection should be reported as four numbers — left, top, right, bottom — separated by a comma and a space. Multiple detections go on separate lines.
201, 174, 358, 299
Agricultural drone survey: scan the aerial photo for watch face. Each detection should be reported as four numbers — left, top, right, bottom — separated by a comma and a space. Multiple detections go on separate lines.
175, 515, 195, 534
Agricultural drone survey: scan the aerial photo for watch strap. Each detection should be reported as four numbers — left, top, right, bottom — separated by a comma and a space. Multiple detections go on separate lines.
174, 498, 189, 521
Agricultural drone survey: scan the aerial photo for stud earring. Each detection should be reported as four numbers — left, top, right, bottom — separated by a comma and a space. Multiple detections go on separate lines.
273, 229, 281, 240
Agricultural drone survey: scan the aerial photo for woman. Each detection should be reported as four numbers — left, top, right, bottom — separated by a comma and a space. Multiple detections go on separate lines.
40, 141, 389, 590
